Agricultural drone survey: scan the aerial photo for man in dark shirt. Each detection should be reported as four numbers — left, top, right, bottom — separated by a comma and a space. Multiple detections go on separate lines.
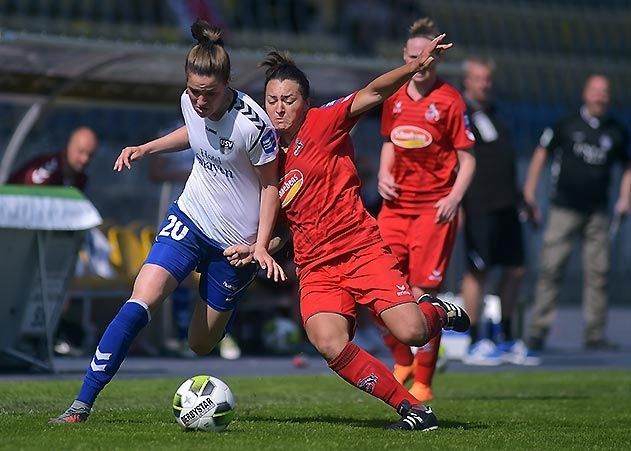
523, 74, 631, 351
459, 58, 535, 366
9, 127, 98, 190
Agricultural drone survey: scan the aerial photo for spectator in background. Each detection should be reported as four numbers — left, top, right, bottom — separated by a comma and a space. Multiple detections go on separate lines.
523, 74, 631, 352
9, 126, 100, 356
375, 18, 476, 402
9, 126, 98, 189
459, 58, 537, 366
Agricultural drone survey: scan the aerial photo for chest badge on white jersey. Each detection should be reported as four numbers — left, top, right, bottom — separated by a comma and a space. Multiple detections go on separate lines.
219, 137, 234, 155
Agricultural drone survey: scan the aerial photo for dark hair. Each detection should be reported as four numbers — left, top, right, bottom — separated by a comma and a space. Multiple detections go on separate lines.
408, 17, 440, 40
259, 50, 310, 99
185, 19, 230, 83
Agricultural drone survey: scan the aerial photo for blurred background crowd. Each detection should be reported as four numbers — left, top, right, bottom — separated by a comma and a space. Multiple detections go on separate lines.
0, 0, 629, 364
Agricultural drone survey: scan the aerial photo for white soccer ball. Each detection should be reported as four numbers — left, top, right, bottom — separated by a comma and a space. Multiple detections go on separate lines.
172, 375, 235, 431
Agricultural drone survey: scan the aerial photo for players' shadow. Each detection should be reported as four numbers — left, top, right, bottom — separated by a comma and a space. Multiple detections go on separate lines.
242, 414, 478, 430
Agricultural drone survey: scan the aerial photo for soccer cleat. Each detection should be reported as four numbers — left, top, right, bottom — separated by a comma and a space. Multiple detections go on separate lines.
420, 294, 471, 332
387, 399, 438, 431
409, 382, 433, 403
48, 402, 91, 424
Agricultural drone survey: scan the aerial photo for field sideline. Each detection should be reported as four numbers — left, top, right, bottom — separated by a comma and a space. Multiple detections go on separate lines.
1, 370, 630, 450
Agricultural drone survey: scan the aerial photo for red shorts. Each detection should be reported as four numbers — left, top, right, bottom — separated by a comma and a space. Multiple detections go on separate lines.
377, 206, 458, 289
298, 242, 416, 334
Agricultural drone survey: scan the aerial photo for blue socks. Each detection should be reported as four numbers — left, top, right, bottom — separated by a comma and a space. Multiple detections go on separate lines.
77, 300, 150, 406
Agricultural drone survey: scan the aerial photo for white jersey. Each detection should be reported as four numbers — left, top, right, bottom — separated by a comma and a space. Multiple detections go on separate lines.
177, 89, 278, 247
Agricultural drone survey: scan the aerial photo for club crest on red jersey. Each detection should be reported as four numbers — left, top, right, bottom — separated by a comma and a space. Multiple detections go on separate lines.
425, 102, 440, 122
279, 169, 304, 208
391, 125, 433, 149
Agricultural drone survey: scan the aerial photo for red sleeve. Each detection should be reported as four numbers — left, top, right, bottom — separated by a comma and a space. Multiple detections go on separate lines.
380, 97, 394, 139
315, 92, 359, 135
447, 95, 476, 150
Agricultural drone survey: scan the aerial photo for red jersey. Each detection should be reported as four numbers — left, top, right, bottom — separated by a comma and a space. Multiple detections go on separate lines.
8, 152, 87, 190
278, 93, 382, 271
381, 79, 475, 213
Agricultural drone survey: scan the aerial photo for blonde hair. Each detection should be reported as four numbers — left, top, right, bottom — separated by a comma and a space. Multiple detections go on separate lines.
408, 18, 440, 40
185, 19, 231, 83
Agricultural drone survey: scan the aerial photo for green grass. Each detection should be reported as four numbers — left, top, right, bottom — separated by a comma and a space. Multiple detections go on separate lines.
1, 370, 631, 450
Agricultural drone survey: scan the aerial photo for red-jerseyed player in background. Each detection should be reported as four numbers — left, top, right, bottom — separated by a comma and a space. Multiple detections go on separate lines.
376, 18, 476, 403
224, 36, 471, 430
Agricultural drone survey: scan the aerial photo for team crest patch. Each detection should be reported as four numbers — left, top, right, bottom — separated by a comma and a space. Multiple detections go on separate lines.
391, 125, 433, 149
219, 137, 234, 154
358, 374, 378, 394
425, 102, 440, 122
279, 169, 304, 208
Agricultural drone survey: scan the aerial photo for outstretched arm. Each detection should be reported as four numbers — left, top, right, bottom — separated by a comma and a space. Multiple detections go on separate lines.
349, 34, 452, 118
114, 126, 190, 171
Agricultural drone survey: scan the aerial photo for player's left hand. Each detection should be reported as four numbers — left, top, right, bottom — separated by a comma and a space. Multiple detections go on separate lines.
224, 244, 254, 267
433, 195, 460, 224
414, 34, 453, 73
253, 246, 287, 282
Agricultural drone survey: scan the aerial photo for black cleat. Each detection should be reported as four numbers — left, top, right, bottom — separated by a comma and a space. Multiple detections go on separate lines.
420, 294, 471, 332
48, 402, 91, 424
387, 399, 438, 431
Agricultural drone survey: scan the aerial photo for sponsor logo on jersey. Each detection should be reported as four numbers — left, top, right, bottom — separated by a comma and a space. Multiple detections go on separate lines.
357, 374, 378, 394
196, 150, 235, 179
261, 128, 278, 154
279, 169, 304, 208
425, 102, 440, 122
391, 125, 433, 149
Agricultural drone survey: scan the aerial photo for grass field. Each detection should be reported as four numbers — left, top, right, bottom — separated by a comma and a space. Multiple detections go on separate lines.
1, 370, 630, 450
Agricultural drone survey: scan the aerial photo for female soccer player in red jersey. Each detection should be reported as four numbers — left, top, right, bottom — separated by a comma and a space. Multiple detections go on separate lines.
376, 18, 476, 403
224, 35, 470, 430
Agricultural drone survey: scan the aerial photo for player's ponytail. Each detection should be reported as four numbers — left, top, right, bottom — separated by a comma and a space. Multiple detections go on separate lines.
408, 17, 440, 40
260, 50, 310, 99
186, 19, 230, 83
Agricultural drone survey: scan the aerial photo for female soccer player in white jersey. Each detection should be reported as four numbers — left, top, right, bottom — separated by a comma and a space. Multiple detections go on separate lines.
50, 20, 284, 424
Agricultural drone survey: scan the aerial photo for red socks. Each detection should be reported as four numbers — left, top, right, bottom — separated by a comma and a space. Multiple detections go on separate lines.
413, 334, 441, 386
419, 301, 446, 339
383, 333, 414, 366
328, 342, 418, 409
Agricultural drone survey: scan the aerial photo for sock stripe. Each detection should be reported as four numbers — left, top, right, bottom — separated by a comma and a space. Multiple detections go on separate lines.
327, 342, 360, 371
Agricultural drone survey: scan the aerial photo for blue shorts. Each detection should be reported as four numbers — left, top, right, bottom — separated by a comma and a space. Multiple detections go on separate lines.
145, 203, 257, 316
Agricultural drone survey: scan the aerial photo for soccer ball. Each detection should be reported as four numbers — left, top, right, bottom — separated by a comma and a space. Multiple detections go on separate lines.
172, 375, 235, 431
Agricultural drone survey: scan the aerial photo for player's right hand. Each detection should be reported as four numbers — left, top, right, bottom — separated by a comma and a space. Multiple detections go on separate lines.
253, 246, 287, 283
378, 171, 400, 201
113, 146, 148, 171
522, 195, 541, 226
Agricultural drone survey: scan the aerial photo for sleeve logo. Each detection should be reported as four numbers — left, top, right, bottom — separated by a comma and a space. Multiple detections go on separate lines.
261, 128, 278, 154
